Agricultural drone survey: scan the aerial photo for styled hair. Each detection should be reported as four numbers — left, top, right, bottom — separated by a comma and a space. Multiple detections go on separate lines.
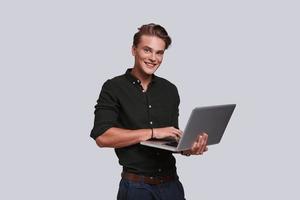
133, 23, 172, 49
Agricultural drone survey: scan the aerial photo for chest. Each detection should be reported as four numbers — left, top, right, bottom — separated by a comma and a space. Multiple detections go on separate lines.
117, 85, 177, 127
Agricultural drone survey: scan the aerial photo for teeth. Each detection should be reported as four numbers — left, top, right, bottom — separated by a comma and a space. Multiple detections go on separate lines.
145, 62, 155, 67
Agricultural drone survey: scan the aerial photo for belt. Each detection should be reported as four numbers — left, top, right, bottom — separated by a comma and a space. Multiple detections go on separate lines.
121, 171, 178, 185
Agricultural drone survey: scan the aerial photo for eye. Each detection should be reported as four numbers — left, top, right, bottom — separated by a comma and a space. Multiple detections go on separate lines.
143, 48, 151, 53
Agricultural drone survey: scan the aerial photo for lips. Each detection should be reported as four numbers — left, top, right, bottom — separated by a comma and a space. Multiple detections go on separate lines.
144, 62, 156, 68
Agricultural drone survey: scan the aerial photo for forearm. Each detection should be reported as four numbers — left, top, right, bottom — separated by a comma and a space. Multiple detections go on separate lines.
95, 127, 152, 148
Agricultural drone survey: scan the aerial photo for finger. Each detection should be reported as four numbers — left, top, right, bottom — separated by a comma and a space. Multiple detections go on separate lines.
204, 134, 208, 146
176, 128, 183, 137
179, 129, 183, 136
196, 135, 201, 144
174, 129, 183, 140
203, 133, 208, 143
167, 128, 177, 139
176, 129, 183, 138
174, 131, 181, 140
195, 134, 202, 149
202, 134, 208, 152
191, 141, 198, 152
195, 136, 203, 154
198, 133, 208, 153
199, 135, 206, 154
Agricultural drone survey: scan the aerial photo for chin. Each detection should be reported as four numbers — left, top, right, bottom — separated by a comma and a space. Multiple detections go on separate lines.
142, 64, 160, 74
142, 66, 157, 75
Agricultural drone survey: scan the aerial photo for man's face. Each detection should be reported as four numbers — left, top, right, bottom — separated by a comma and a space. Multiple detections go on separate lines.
132, 35, 166, 76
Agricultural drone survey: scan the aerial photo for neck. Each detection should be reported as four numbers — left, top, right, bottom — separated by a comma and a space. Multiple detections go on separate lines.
131, 67, 152, 87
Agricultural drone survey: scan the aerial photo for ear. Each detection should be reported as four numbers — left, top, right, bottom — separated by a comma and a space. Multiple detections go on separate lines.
131, 46, 137, 56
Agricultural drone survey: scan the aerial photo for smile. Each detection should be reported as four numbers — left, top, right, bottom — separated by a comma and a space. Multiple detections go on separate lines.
145, 62, 156, 67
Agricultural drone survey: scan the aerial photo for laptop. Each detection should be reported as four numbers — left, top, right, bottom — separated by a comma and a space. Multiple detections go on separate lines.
140, 104, 236, 152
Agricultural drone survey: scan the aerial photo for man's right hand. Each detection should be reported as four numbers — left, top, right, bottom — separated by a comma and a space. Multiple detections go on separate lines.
152, 127, 183, 140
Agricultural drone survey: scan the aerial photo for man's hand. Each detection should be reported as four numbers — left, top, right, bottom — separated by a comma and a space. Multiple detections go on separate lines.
153, 127, 183, 140
182, 133, 208, 156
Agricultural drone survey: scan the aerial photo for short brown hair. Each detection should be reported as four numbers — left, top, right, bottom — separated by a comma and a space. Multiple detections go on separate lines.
133, 23, 172, 49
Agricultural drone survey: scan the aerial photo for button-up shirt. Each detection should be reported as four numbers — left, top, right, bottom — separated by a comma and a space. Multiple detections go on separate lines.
90, 68, 180, 176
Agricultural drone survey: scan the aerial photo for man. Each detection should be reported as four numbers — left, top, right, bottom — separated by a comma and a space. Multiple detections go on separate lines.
90, 23, 208, 200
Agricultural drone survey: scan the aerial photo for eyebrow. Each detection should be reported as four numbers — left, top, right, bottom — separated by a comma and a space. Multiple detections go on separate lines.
143, 46, 165, 53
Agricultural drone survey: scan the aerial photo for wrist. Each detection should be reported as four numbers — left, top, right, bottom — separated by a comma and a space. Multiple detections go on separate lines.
141, 129, 153, 141
151, 128, 155, 139
151, 128, 153, 139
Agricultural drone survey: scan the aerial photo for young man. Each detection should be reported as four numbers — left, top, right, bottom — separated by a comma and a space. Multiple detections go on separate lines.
90, 23, 208, 200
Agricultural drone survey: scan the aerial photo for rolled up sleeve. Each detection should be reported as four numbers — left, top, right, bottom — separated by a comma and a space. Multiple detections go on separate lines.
90, 80, 120, 140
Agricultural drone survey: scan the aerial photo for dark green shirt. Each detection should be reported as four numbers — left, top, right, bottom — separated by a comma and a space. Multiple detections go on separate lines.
91, 68, 180, 176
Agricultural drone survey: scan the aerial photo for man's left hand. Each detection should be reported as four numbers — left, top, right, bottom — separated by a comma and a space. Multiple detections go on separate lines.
182, 133, 208, 156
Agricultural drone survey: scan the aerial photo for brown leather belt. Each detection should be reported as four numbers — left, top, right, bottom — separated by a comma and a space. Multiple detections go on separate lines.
121, 171, 178, 185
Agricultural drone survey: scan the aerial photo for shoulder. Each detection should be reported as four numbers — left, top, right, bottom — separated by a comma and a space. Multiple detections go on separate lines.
96, 74, 127, 99
155, 75, 178, 92
102, 74, 127, 88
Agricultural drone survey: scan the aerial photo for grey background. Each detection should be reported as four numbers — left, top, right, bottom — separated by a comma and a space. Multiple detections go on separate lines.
1, 0, 299, 199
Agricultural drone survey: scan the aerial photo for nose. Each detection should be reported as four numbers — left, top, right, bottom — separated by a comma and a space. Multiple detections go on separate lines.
149, 53, 156, 62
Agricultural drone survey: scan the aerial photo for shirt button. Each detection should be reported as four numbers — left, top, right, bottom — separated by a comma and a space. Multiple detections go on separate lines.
133, 81, 135, 84
148, 105, 152, 108
158, 168, 162, 172
150, 121, 153, 125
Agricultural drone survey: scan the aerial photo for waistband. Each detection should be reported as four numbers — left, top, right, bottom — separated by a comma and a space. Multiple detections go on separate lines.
121, 171, 178, 185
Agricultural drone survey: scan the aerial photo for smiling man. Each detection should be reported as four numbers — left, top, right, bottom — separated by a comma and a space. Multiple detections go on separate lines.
90, 23, 208, 200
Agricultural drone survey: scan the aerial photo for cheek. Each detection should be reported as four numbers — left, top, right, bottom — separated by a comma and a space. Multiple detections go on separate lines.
137, 52, 148, 60
157, 56, 163, 63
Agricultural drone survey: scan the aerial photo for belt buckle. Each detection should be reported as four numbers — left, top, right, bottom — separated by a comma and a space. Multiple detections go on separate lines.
149, 176, 158, 184
148, 176, 163, 184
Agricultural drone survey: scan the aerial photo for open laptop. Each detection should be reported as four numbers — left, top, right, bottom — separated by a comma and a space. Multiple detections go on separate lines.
140, 104, 236, 152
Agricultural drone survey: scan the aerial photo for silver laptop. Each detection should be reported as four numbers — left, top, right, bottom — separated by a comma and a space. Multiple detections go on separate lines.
140, 104, 236, 152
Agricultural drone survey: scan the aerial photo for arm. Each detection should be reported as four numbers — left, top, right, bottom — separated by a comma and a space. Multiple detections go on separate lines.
96, 127, 151, 148
96, 126, 183, 148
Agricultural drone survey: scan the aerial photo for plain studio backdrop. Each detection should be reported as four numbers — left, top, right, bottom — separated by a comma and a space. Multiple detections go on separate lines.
0, 0, 299, 199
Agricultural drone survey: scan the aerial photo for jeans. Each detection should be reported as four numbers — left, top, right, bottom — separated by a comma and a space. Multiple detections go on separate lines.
117, 178, 186, 200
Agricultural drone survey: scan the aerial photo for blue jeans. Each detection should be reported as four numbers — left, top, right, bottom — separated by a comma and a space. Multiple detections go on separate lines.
117, 178, 186, 200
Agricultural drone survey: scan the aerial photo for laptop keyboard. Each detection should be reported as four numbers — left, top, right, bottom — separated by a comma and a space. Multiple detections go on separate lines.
165, 141, 178, 147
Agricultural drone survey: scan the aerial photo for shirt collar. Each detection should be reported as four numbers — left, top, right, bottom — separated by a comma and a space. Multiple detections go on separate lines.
125, 68, 157, 85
